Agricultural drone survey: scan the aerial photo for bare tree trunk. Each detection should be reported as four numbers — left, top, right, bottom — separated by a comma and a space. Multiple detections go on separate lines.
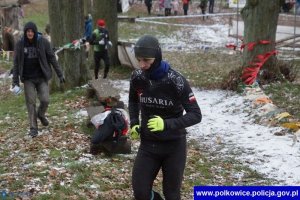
48, 0, 65, 91
84, 0, 93, 16
63, 0, 89, 87
94, 0, 119, 65
241, 0, 282, 83
48, 0, 89, 91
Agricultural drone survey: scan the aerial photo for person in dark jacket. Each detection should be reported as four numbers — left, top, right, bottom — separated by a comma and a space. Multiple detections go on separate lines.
129, 35, 202, 200
84, 14, 93, 42
145, 0, 153, 15
90, 19, 111, 79
83, 14, 93, 58
199, 0, 208, 20
12, 21, 65, 137
208, 0, 214, 13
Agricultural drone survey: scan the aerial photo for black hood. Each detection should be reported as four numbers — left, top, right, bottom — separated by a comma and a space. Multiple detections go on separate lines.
146, 47, 162, 74
23, 21, 38, 43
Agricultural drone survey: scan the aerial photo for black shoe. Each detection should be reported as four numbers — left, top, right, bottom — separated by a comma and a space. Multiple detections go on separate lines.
29, 128, 38, 137
103, 74, 107, 79
38, 114, 49, 126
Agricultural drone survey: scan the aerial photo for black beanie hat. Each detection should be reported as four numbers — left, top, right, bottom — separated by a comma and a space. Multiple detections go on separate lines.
134, 35, 161, 58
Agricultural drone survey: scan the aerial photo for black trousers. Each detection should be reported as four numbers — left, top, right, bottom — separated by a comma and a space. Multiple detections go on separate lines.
208, 0, 214, 13
132, 138, 187, 200
94, 50, 110, 79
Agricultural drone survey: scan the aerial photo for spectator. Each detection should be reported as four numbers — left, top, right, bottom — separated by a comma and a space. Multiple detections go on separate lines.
145, 0, 153, 15
199, 0, 208, 20
83, 14, 93, 58
164, 0, 172, 16
182, 0, 189, 15
159, 0, 165, 15
208, 0, 215, 13
282, 0, 295, 12
43, 24, 51, 42
84, 14, 93, 42
171, 0, 179, 15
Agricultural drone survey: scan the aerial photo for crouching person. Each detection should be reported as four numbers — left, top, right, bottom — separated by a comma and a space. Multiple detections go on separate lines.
90, 107, 131, 155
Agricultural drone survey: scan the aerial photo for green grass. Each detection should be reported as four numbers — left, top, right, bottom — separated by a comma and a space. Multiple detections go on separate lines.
0, 61, 13, 70
109, 64, 133, 80
264, 82, 300, 119
164, 51, 242, 88
49, 149, 62, 158
23, 0, 49, 31
0, 94, 27, 119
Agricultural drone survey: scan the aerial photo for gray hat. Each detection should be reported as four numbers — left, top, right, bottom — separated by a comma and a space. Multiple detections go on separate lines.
134, 35, 160, 58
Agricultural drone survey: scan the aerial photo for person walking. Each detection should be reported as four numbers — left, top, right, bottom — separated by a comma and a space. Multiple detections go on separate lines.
12, 21, 65, 137
182, 0, 189, 15
129, 35, 202, 200
90, 19, 111, 79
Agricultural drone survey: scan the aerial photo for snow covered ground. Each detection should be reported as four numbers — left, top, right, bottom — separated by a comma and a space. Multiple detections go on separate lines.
111, 80, 300, 186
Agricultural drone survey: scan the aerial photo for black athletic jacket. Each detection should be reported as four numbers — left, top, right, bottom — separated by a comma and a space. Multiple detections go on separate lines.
129, 65, 202, 142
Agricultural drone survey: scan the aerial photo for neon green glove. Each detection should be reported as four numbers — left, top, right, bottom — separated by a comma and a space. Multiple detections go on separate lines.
130, 125, 140, 140
147, 116, 164, 132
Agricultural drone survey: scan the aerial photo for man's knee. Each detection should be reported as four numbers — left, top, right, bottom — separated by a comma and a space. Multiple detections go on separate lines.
40, 99, 49, 107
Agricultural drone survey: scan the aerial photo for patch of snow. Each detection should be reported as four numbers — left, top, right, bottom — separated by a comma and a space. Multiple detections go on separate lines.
75, 109, 88, 118
160, 24, 232, 51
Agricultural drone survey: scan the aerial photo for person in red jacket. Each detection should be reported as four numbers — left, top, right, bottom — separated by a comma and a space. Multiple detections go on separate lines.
182, 0, 190, 15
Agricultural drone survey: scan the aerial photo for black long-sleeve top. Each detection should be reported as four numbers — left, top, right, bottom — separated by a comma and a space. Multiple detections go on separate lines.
129, 66, 202, 142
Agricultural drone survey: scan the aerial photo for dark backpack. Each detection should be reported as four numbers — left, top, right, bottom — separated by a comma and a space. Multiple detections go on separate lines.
110, 108, 126, 142
91, 108, 126, 144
